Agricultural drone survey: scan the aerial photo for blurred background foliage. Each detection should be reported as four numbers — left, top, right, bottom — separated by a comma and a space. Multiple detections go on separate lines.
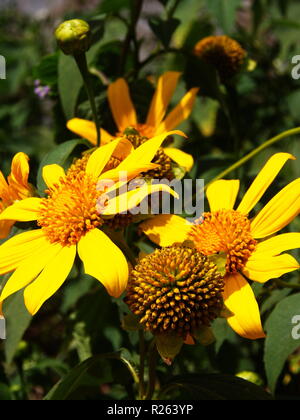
0, 0, 300, 400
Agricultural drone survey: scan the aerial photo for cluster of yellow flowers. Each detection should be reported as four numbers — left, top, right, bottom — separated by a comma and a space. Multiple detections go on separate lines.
0, 37, 299, 350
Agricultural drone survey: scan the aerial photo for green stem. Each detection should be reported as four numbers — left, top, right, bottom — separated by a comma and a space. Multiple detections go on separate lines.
119, 0, 144, 75
167, 0, 182, 19
205, 126, 300, 191
74, 53, 101, 147
138, 330, 146, 400
145, 340, 158, 400
275, 279, 300, 290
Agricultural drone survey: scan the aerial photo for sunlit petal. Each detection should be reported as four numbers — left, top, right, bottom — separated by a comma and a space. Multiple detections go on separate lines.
206, 180, 240, 212
78, 229, 128, 298
223, 273, 265, 339
140, 214, 192, 247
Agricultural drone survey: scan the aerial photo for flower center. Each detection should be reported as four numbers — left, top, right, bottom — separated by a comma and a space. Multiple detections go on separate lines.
123, 127, 174, 180
189, 209, 257, 273
125, 246, 224, 339
38, 159, 105, 247
194, 35, 246, 80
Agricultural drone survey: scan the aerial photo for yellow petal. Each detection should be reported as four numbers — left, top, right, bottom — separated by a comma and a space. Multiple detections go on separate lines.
78, 229, 128, 298
116, 130, 186, 173
0, 197, 42, 222
24, 245, 76, 315
67, 118, 113, 146
146, 71, 181, 128
163, 147, 194, 171
243, 253, 299, 283
156, 88, 199, 134
253, 233, 300, 257
223, 273, 265, 339
140, 214, 192, 247
0, 170, 8, 196
9, 152, 30, 188
0, 230, 47, 275
102, 184, 179, 215
42, 164, 65, 189
0, 242, 61, 304
0, 220, 15, 240
112, 138, 134, 161
100, 131, 185, 183
251, 178, 300, 238
206, 180, 240, 212
99, 162, 159, 185
237, 153, 295, 215
86, 138, 121, 178
108, 78, 137, 132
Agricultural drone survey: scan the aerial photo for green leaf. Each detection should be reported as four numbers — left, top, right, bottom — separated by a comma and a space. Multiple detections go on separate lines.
3, 290, 32, 364
264, 293, 300, 393
193, 326, 215, 346
160, 373, 273, 400
37, 139, 89, 195
58, 52, 82, 120
0, 383, 12, 401
205, 0, 242, 33
148, 17, 181, 49
44, 355, 113, 400
156, 333, 183, 362
34, 53, 58, 87
211, 318, 237, 353
44, 350, 137, 400
121, 313, 141, 332
99, 0, 130, 13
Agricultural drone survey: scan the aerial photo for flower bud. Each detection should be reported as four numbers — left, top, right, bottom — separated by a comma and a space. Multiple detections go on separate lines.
55, 19, 91, 55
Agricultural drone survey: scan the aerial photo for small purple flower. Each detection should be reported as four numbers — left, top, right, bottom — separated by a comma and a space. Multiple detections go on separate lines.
34, 79, 51, 99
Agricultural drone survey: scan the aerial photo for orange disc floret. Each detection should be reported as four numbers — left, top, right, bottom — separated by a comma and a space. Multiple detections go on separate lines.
38, 169, 104, 247
125, 246, 224, 339
189, 209, 257, 273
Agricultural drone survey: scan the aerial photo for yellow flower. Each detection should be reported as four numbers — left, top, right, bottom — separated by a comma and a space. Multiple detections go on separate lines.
0, 132, 181, 315
0, 152, 35, 239
140, 153, 300, 340
67, 72, 199, 172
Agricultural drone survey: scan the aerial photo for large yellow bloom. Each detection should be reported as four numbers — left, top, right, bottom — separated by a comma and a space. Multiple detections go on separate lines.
0, 132, 181, 315
0, 152, 35, 239
67, 72, 199, 172
140, 153, 300, 340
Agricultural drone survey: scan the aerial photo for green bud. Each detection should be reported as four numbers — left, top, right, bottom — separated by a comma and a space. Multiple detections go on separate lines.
55, 19, 91, 55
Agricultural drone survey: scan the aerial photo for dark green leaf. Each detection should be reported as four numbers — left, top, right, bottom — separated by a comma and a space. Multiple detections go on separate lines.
99, 0, 131, 13
34, 53, 58, 87
0, 383, 12, 400
264, 293, 300, 393
44, 350, 136, 400
205, 0, 242, 33
3, 290, 32, 364
44, 355, 113, 400
212, 318, 237, 353
160, 373, 273, 400
58, 52, 82, 120
148, 17, 181, 49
